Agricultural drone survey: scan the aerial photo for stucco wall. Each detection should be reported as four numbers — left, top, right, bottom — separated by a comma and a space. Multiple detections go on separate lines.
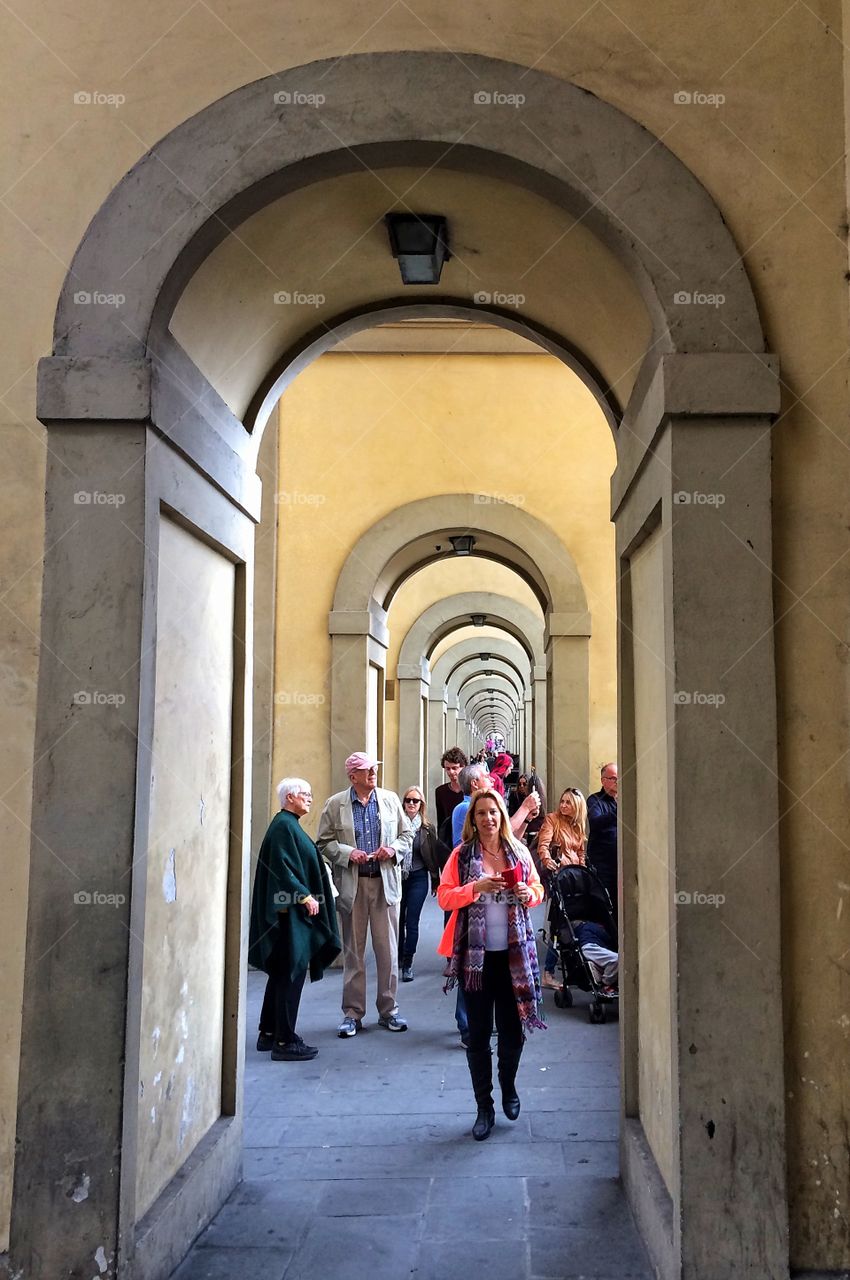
136, 519, 235, 1218
631, 527, 675, 1194
2, 3, 849, 1262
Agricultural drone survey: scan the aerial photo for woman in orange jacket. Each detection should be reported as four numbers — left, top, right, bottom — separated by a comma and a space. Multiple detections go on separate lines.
437, 788, 546, 1141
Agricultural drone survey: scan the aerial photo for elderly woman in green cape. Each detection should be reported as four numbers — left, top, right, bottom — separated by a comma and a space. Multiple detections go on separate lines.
249, 777, 341, 1060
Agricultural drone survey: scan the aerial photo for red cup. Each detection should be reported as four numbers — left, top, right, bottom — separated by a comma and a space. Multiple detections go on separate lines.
501, 864, 523, 888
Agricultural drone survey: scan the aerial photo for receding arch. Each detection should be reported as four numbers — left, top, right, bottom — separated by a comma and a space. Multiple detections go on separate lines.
332, 493, 588, 621
47, 51, 766, 389
426, 636, 534, 798
397, 594, 545, 670
394, 593, 549, 794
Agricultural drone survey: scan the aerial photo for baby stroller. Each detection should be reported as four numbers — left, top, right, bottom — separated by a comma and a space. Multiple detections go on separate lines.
543, 863, 619, 1024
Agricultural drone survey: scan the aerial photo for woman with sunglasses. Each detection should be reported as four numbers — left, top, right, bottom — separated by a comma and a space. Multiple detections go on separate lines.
438, 788, 545, 1141
398, 787, 448, 981
537, 788, 588, 988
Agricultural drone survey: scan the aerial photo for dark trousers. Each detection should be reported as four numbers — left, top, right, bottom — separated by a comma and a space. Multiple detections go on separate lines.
259, 920, 307, 1044
462, 950, 522, 1056
399, 866, 430, 962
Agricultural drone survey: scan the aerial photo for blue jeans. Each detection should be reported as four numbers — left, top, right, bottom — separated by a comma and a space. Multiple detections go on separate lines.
443, 908, 469, 1033
399, 867, 430, 962
544, 944, 559, 974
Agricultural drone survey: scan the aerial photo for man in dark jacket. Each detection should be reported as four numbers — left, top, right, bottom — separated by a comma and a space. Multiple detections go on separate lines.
249, 777, 341, 1060
586, 763, 618, 927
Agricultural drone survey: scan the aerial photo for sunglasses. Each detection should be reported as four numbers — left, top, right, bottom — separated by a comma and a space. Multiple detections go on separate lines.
403, 796, 422, 804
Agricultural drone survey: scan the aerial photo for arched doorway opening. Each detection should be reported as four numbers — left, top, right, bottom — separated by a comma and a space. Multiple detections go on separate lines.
15, 51, 784, 1280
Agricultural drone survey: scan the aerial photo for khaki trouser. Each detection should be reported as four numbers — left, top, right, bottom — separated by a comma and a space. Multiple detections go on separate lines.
339, 875, 399, 1020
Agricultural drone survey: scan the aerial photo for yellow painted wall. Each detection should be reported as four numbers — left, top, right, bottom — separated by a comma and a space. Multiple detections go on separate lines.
1, 2, 849, 1262
136, 520, 235, 1217
272, 350, 616, 832
631, 527, 676, 1194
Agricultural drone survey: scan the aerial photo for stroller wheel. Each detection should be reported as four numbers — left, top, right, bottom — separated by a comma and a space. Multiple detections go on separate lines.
588, 1002, 606, 1024
553, 988, 565, 1009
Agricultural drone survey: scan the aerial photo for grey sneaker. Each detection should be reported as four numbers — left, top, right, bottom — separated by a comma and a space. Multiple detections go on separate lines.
377, 1014, 408, 1032
337, 1017, 361, 1038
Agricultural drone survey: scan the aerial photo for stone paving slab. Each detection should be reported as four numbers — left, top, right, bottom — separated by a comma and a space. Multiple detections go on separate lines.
249, 1083, 620, 1117
416, 1238, 530, 1280
172, 1246, 293, 1279
283, 1213, 422, 1280
172, 899, 651, 1279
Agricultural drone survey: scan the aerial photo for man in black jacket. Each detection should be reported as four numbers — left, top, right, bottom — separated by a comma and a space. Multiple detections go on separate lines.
586, 763, 618, 928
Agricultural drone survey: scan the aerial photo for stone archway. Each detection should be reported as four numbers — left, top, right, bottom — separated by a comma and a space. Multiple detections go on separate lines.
393, 593, 548, 795
330, 498, 587, 792
19, 50, 785, 1280
426, 636, 532, 798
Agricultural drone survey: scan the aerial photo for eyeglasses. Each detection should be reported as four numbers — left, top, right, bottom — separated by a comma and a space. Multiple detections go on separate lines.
403, 796, 422, 805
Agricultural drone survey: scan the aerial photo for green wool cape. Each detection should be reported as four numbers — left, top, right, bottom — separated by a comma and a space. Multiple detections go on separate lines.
249, 809, 341, 981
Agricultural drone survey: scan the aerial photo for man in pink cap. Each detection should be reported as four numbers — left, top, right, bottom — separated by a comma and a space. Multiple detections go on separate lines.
317, 752, 413, 1036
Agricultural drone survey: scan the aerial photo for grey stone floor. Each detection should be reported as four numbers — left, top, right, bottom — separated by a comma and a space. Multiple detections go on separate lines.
171, 899, 653, 1280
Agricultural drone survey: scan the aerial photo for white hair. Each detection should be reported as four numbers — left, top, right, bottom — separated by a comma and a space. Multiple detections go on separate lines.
276, 777, 311, 807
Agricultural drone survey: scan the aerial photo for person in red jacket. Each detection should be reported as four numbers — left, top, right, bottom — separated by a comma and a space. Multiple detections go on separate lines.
488, 751, 513, 798
437, 789, 546, 1141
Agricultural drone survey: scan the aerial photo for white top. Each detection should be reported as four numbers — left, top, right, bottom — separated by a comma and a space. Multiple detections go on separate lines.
478, 892, 510, 950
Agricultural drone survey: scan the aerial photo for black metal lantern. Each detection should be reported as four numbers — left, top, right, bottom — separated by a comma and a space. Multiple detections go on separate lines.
385, 213, 451, 285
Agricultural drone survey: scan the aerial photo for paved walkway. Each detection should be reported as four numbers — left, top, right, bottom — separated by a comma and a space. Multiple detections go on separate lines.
172, 899, 652, 1280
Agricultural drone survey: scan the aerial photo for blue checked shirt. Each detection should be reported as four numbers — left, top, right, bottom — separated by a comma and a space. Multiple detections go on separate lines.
350, 786, 381, 871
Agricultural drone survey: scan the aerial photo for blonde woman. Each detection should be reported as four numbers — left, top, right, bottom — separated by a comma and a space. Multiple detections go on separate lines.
537, 788, 587, 988
438, 788, 545, 1141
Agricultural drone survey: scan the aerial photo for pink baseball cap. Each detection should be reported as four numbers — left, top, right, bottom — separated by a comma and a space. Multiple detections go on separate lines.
345, 751, 381, 773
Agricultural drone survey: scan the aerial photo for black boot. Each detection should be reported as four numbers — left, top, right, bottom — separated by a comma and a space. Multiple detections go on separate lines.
467, 1047, 495, 1140
498, 1046, 523, 1121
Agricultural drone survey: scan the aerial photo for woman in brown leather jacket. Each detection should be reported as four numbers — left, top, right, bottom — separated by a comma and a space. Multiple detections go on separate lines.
537, 788, 587, 989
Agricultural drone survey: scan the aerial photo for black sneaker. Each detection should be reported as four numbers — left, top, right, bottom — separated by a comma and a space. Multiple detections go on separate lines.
401, 964, 414, 982
271, 1041, 319, 1061
294, 1035, 318, 1053
256, 1032, 274, 1052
